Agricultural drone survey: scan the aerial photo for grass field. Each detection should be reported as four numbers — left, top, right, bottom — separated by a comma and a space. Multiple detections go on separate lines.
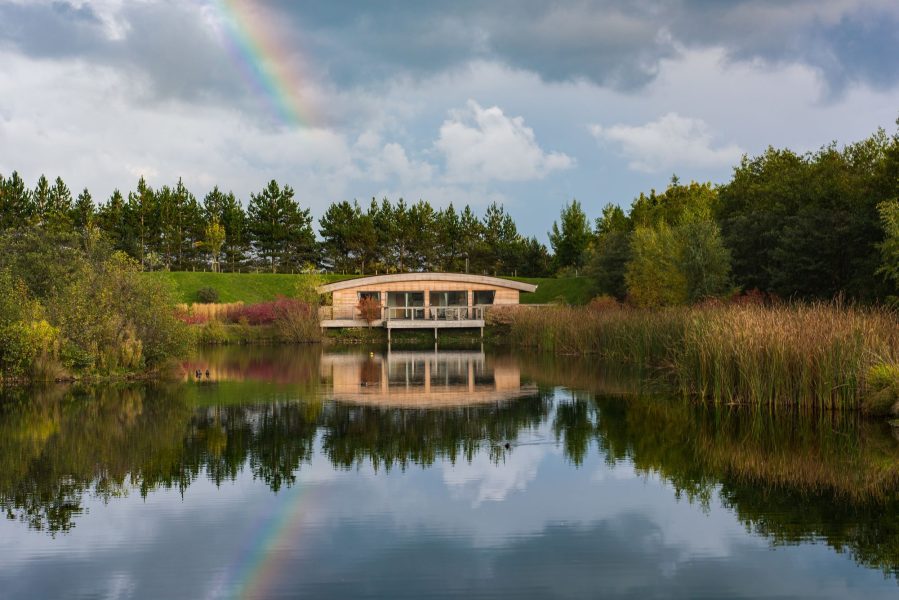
147, 271, 595, 305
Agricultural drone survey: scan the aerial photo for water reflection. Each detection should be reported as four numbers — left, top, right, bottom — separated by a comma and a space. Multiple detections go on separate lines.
324, 350, 538, 407
1, 346, 899, 597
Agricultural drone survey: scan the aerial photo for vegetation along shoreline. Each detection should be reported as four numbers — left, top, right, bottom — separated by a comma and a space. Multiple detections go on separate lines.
1, 122, 899, 415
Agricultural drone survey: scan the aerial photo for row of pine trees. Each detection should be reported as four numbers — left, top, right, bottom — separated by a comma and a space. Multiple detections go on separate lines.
2, 120, 898, 302
0, 174, 558, 276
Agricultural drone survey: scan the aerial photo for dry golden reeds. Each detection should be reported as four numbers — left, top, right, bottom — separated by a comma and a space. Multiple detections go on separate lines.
508, 302, 899, 411
176, 302, 244, 323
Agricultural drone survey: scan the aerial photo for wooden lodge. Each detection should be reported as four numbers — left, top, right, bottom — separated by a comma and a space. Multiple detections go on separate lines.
317, 273, 537, 336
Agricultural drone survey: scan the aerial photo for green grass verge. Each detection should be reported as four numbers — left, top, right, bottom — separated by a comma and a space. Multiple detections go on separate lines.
510, 277, 595, 305
146, 271, 355, 304
148, 271, 595, 305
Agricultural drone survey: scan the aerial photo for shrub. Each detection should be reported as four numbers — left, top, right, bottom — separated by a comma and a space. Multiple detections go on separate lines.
0, 269, 62, 380
863, 363, 899, 415
485, 305, 521, 328
357, 296, 382, 326
228, 301, 279, 325
587, 295, 622, 311
294, 267, 324, 305
273, 298, 320, 343
0, 228, 190, 379
196, 287, 220, 303
196, 320, 229, 345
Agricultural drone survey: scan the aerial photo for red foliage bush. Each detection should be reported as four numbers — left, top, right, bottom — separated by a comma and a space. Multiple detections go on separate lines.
356, 296, 382, 324
226, 297, 313, 325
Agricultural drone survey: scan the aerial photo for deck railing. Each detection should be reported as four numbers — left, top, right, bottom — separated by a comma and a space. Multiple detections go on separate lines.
320, 305, 489, 322
385, 306, 485, 321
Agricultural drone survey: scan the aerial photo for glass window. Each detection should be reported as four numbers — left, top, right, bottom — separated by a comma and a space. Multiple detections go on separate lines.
357, 291, 380, 302
474, 290, 495, 305
429, 291, 467, 306
386, 292, 425, 319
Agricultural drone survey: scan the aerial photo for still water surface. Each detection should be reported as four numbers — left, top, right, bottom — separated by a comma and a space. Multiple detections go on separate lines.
1, 346, 899, 599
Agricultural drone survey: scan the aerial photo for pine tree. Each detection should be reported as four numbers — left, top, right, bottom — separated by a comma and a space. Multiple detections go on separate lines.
459, 205, 483, 273
408, 200, 437, 270
482, 203, 521, 275
371, 198, 394, 272
98, 189, 128, 253
176, 179, 203, 270
435, 203, 463, 271
155, 185, 177, 268
319, 200, 356, 273
72, 188, 95, 230
390, 198, 412, 272
126, 177, 156, 269
47, 176, 74, 225
549, 199, 592, 274
247, 180, 314, 272
220, 192, 247, 272
279, 184, 316, 270
32, 175, 51, 223
204, 186, 247, 271
0, 171, 32, 230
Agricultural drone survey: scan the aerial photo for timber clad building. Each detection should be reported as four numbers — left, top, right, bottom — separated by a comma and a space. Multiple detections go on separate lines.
317, 273, 537, 335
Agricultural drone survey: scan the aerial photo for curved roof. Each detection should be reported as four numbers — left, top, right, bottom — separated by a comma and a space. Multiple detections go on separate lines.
318, 272, 537, 293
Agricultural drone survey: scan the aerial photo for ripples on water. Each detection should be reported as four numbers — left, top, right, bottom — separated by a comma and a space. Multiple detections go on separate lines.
1, 346, 898, 599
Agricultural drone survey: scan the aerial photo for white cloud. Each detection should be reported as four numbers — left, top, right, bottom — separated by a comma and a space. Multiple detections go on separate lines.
352, 132, 433, 185
436, 100, 574, 183
589, 112, 744, 173
442, 442, 549, 506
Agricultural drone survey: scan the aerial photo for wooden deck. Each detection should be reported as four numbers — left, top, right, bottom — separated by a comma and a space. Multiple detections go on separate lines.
320, 306, 485, 332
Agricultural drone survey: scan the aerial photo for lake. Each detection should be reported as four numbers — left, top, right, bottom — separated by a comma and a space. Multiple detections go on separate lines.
1, 346, 898, 599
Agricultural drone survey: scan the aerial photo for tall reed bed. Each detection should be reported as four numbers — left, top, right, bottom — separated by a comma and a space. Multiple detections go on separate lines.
503, 302, 899, 412
176, 302, 244, 324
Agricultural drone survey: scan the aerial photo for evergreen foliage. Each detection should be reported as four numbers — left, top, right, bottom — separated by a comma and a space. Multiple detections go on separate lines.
549, 199, 592, 273
1, 120, 896, 302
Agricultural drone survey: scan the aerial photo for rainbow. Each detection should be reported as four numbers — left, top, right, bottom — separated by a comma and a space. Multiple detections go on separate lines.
210, 481, 318, 599
212, 0, 315, 127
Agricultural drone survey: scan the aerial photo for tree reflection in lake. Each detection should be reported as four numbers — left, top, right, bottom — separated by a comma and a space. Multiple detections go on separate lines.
1, 345, 899, 587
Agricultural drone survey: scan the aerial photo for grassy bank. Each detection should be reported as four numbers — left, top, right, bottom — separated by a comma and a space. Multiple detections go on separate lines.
145, 271, 593, 305
146, 272, 352, 304
503, 302, 899, 413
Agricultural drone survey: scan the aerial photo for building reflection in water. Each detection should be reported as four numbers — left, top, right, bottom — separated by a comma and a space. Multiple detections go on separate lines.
322, 350, 537, 407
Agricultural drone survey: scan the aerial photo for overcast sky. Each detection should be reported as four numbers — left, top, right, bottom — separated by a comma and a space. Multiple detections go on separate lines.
1, 0, 897, 240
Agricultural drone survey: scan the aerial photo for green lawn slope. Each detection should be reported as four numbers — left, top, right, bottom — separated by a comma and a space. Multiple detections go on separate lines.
509, 277, 595, 305
148, 272, 594, 305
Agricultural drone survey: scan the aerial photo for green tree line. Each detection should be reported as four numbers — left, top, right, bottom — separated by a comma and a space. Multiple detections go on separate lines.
0, 174, 554, 276
586, 123, 899, 304
1, 120, 898, 299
